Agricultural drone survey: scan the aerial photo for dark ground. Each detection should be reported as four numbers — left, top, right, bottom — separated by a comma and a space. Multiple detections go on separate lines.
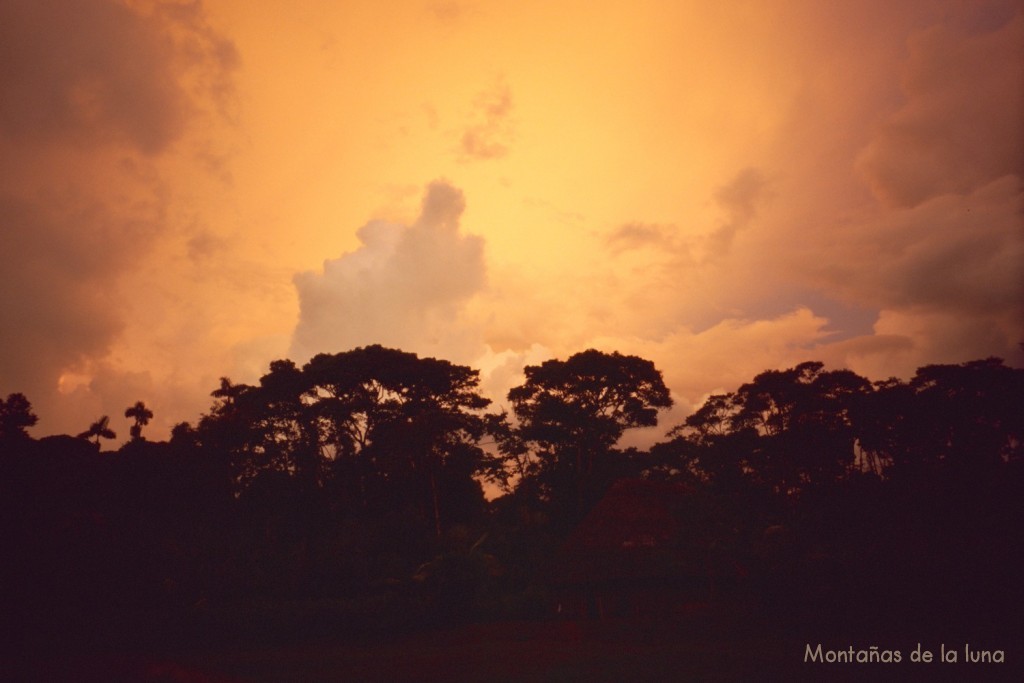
8, 612, 1023, 683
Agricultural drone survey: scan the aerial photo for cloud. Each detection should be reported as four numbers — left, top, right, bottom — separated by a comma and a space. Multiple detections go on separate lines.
582, 308, 835, 445
800, 176, 1023, 320
593, 166, 775, 339
0, 0, 236, 154
0, 195, 134, 393
789, 9, 1024, 372
707, 167, 770, 256
427, 1, 471, 26
815, 303, 1022, 386
716, 6, 1024, 378
0, 0, 237, 435
471, 1, 1024, 440
186, 229, 229, 261
0, 0, 177, 152
4, 0, 1019, 446
291, 181, 488, 363
459, 80, 514, 161
856, 10, 1024, 208
871, 307, 1021, 369
606, 222, 676, 254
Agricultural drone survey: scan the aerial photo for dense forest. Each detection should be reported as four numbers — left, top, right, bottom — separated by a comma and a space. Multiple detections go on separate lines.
2, 346, 1022, 654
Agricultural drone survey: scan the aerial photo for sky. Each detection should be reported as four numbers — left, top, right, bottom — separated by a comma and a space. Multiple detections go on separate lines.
1, 0, 1022, 446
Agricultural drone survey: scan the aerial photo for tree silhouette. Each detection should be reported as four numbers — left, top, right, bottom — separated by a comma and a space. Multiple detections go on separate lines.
855, 357, 1024, 477
0, 392, 38, 441
663, 361, 872, 495
124, 400, 154, 441
77, 415, 117, 447
303, 345, 491, 537
3, 347, 1022, 650
195, 345, 493, 539
507, 349, 672, 520
730, 362, 871, 493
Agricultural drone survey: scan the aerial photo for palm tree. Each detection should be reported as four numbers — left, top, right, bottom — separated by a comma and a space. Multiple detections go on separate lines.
78, 416, 117, 447
125, 400, 154, 441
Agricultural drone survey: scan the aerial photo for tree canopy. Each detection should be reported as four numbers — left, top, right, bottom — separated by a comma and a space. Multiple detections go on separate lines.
505, 349, 673, 520
1, 347, 1022, 650
0, 392, 37, 442
194, 345, 492, 537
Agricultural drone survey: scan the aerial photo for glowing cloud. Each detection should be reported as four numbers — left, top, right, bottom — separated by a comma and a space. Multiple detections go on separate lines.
291, 181, 487, 363
459, 80, 515, 161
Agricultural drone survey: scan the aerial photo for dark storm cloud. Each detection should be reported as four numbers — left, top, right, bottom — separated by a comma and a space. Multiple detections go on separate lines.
815, 177, 1023, 318
839, 9, 1022, 363
0, 197, 129, 391
0, 0, 237, 410
856, 10, 1023, 208
775, 6, 1024, 368
3, 0, 188, 152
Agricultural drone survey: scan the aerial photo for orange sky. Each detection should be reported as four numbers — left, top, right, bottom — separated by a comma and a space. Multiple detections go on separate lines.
1, 0, 1022, 444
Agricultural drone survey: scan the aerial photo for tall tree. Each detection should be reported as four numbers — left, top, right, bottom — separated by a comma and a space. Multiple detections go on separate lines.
856, 357, 1024, 477
0, 392, 37, 442
196, 346, 493, 537
303, 345, 491, 536
663, 362, 872, 495
196, 362, 315, 491
730, 362, 872, 493
124, 401, 154, 441
507, 349, 672, 520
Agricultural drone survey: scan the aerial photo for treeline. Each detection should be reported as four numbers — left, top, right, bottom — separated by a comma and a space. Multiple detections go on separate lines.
1, 347, 1022, 646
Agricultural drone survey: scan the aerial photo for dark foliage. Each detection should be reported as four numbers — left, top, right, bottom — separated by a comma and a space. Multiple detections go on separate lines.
1, 350, 1021, 656
504, 349, 673, 527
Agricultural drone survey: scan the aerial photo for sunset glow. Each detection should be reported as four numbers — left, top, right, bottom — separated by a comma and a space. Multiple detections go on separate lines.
2, 0, 1021, 441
